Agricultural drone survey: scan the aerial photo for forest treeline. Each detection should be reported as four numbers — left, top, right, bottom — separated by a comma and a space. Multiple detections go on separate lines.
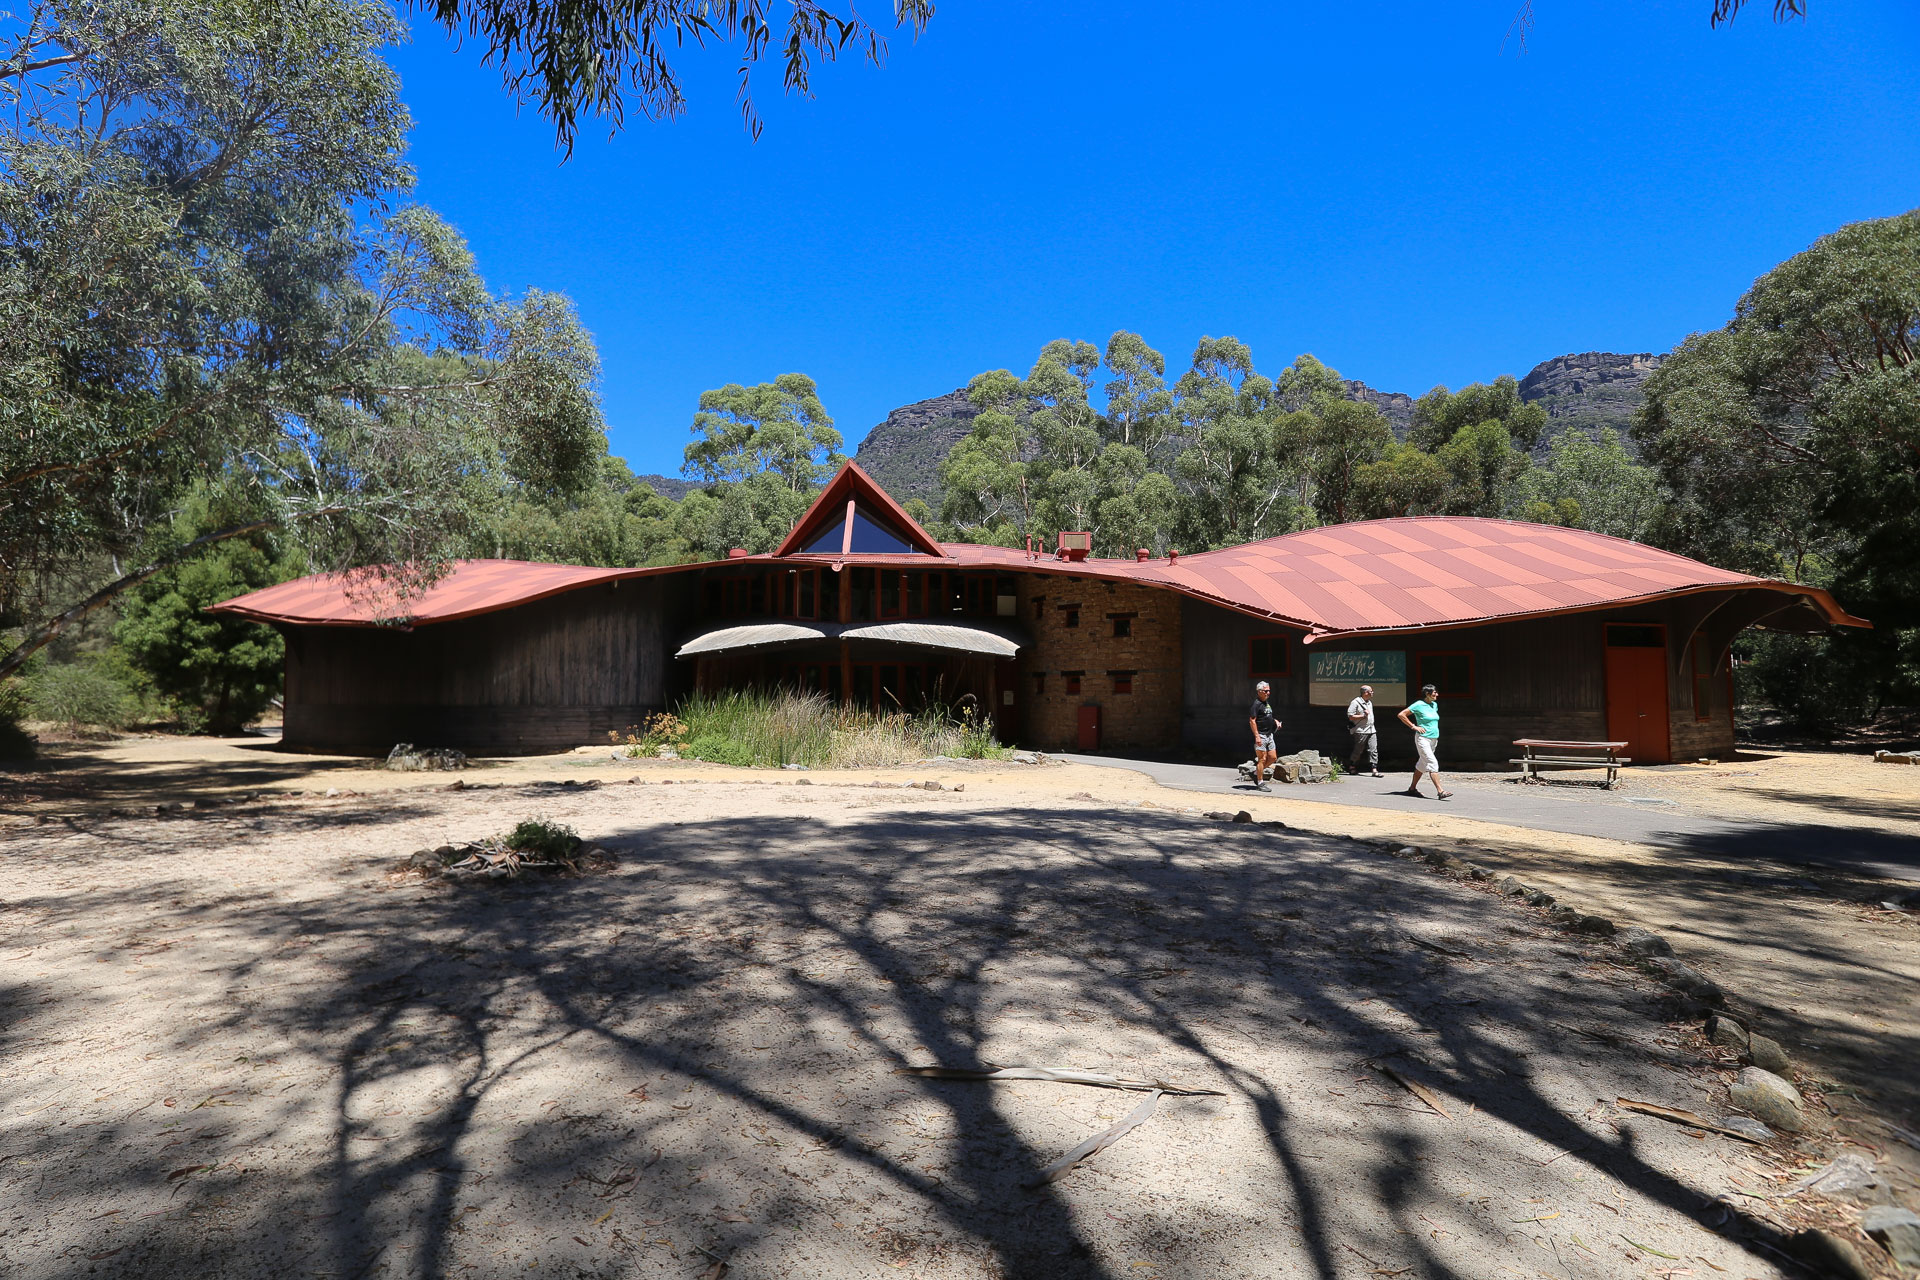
2, 0, 1913, 743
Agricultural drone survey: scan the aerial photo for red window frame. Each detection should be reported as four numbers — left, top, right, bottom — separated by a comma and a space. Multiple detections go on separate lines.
1249, 635, 1291, 678
1064, 671, 1083, 695
1414, 650, 1475, 699
1108, 671, 1134, 695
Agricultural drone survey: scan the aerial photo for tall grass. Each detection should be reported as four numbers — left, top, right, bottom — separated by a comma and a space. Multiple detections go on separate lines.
671, 688, 1009, 768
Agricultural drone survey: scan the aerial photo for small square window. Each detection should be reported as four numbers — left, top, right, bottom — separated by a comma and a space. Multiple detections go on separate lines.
1109, 671, 1134, 695
1031, 672, 1046, 695
1112, 617, 1131, 638
1065, 608, 1080, 628
1064, 672, 1083, 695
1032, 596, 1045, 620
1414, 651, 1474, 698
1249, 635, 1291, 677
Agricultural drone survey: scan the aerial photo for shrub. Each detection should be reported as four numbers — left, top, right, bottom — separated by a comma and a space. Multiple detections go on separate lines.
684, 733, 755, 767
503, 817, 581, 859
23, 661, 138, 732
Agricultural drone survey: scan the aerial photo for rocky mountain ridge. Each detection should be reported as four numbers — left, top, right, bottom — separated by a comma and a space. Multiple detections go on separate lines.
852, 351, 1666, 505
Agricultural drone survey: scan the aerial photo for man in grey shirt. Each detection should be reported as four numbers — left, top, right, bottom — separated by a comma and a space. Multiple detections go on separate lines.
1346, 685, 1382, 777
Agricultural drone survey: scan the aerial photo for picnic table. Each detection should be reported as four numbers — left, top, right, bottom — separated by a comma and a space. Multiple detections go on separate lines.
1511, 739, 1631, 788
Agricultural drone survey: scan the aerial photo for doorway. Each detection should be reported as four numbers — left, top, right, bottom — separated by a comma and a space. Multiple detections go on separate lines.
1604, 623, 1671, 765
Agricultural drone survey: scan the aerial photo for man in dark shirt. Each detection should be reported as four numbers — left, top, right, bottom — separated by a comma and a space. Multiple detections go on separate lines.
1247, 680, 1280, 792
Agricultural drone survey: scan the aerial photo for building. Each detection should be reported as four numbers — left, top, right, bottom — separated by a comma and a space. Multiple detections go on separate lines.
212, 462, 1867, 765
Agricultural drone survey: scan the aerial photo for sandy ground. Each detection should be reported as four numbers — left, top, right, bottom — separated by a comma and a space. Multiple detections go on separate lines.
1, 740, 1916, 1277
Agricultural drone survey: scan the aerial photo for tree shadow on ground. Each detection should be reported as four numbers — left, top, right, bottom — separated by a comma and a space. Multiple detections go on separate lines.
2, 806, 1804, 1279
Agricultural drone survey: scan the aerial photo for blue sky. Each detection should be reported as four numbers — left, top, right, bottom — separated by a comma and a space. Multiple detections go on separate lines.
387, 0, 1920, 478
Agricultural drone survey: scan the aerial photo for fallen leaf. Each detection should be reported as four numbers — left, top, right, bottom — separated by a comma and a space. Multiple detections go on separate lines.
593, 1211, 614, 1225
166, 1165, 209, 1181
1622, 1235, 1681, 1260
1512, 1212, 1560, 1223
87, 1248, 125, 1260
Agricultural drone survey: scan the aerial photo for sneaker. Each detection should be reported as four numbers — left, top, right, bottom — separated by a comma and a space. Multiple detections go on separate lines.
1255, 782, 1272, 792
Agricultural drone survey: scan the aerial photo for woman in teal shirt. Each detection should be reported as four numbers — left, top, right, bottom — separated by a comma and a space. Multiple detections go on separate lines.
1396, 684, 1453, 800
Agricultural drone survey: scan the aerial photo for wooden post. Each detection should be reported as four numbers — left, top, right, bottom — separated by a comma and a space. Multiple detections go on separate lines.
840, 640, 854, 707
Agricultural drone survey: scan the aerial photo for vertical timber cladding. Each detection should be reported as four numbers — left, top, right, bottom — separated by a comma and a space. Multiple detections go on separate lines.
281, 575, 688, 755
1180, 598, 1645, 763
1014, 572, 1182, 752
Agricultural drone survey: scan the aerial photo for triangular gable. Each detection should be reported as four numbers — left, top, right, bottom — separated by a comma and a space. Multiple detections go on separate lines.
774, 461, 949, 557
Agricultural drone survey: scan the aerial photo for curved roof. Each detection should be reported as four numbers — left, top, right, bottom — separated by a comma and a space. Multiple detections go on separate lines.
208, 464, 1864, 637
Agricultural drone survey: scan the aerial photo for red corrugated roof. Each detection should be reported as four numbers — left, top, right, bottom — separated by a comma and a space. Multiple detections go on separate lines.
210, 516, 1867, 634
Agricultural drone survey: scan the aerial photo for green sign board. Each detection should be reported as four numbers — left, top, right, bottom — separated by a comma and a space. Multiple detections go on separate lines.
1307, 650, 1406, 707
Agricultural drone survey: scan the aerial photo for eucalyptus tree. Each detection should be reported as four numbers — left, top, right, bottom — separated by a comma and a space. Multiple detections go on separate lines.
1170, 337, 1303, 547
419, 0, 935, 150
938, 368, 1032, 538
0, 0, 605, 681
680, 373, 843, 554
1102, 331, 1174, 460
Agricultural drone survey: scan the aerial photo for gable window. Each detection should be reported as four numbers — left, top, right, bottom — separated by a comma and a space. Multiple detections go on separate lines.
1249, 635, 1290, 678
1415, 651, 1474, 698
1109, 671, 1134, 695
797, 500, 921, 555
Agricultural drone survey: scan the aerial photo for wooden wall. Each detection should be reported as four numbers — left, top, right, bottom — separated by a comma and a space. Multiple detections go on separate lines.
281, 575, 692, 755
1180, 593, 1747, 764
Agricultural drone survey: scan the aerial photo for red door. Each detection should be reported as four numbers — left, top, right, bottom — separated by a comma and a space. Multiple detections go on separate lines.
1604, 624, 1671, 765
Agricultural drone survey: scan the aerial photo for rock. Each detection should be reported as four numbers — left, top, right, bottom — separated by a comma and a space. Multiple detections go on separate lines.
1496, 875, 1528, 896
1204, 810, 1236, 821
1231, 811, 1253, 823
406, 849, 446, 872
1548, 905, 1578, 923
952, 783, 965, 792
1466, 865, 1493, 881
1748, 1032, 1791, 1074
1396, 846, 1422, 859
1011, 750, 1039, 764
1717, 1115, 1776, 1142
921, 780, 941, 791
443, 779, 467, 792
1570, 914, 1616, 936
386, 742, 468, 772
1862, 1206, 1920, 1270
781, 763, 809, 771
325, 787, 340, 798
1788, 1228, 1875, 1280
1423, 849, 1452, 867
1619, 927, 1673, 957
1650, 958, 1724, 1004
1874, 749, 1920, 765
1524, 889, 1556, 907
795, 777, 812, 786
1708, 1014, 1750, 1053
1729, 1066, 1803, 1133
1787, 1154, 1884, 1205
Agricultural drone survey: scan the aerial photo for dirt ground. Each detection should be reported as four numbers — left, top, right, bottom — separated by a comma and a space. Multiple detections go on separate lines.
2, 737, 1917, 1278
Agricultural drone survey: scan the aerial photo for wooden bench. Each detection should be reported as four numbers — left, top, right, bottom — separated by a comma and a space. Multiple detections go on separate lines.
1510, 739, 1631, 788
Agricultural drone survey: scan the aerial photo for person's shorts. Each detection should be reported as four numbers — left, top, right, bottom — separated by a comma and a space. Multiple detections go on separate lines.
1255, 733, 1276, 753
1414, 735, 1439, 773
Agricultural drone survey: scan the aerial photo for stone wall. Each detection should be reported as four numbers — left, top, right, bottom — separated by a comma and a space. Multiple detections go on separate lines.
1014, 574, 1182, 752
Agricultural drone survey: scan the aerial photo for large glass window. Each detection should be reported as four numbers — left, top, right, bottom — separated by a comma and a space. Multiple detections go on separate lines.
848, 508, 914, 554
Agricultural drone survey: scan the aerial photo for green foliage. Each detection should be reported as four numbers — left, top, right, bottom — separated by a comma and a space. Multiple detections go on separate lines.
674, 688, 1009, 768
23, 658, 138, 732
1516, 429, 1660, 540
116, 509, 301, 733
1636, 207, 1920, 723
1408, 376, 1547, 453
419, 0, 933, 150
503, 817, 582, 859
0, 0, 605, 682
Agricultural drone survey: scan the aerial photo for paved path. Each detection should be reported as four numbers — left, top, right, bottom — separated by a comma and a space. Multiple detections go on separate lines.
1061, 753, 1920, 884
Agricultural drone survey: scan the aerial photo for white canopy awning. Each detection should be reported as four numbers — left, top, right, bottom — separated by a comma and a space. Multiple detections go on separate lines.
675, 619, 1026, 660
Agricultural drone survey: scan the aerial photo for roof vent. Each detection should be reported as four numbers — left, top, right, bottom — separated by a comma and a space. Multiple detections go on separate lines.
1057, 531, 1091, 563
727, 547, 750, 559
1135, 548, 1149, 562
1167, 549, 1179, 565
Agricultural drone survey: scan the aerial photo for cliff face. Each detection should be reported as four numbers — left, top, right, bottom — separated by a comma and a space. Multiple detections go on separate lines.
1342, 380, 1415, 436
1518, 351, 1665, 450
849, 388, 979, 506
